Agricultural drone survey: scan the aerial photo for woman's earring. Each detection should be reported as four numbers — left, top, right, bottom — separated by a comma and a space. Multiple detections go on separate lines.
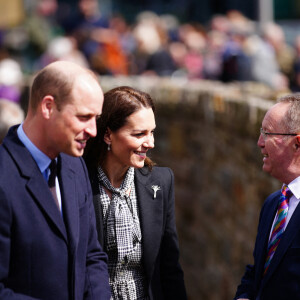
107, 144, 111, 151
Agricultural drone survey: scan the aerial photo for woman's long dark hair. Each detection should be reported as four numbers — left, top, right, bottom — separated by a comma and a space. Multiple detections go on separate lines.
84, 86, 156, 174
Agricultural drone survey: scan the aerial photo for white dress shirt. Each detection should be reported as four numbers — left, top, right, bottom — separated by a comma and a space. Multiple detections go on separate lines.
269, 176, 300, 239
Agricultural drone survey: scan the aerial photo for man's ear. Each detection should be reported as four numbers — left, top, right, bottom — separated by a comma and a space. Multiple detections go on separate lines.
295, 135, 300, 150
103, 128, 112, 144
41, 95, 55, 119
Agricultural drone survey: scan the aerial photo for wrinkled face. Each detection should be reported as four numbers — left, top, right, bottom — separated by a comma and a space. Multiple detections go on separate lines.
47, 75, 103, 158
107, 107, 156, 170
257, 102, 296, 182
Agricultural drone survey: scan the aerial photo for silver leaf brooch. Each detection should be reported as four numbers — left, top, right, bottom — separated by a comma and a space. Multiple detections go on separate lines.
151, 185, 161, 199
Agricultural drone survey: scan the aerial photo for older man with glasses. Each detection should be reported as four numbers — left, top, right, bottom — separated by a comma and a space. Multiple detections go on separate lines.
235, 94, 300, 300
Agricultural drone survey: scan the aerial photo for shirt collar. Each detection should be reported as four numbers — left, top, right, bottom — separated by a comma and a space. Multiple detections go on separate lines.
286, 176, 300, 200
17, 123, 51, 178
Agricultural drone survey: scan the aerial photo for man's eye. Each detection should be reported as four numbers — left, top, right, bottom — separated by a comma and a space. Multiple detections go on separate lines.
78, 116, 90, 121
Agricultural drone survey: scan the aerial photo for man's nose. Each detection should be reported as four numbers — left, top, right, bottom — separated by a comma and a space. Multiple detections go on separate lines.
85, 118, 97, 137
257, 133, 265, 147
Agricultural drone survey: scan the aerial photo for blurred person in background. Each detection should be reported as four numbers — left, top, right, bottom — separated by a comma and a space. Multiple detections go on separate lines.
63, 0, 109, 56
202, 27, 225, 80
20, 0, 63, 71
176, 23, 206, 79
108, 13, 136, 74
265, 23, 295, 84
220, 11, 253, 82
84, 86, 187, 300
291, 35, 300, 92
0, 58, 24, 136
0, 58, 23, 103
0, 99, 24, 143
132, 11, 176, 76
38, 35, 89, 68
65, 0, 128, 75
244, 22, 291, 92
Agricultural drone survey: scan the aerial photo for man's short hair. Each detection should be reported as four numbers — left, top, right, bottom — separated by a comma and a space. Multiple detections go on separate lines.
29, 66, 74, 112
279, 93, 300, 133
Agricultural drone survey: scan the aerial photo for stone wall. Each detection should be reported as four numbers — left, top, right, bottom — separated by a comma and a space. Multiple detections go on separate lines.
100, 76, 281, 300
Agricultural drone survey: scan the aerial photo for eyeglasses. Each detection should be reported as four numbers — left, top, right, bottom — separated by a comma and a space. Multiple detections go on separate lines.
260, 128, 298, 139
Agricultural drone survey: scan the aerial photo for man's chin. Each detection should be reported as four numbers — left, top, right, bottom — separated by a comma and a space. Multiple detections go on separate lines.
75, 149, 84, 157
262, 164, 271, 174
66, 147, 84, 157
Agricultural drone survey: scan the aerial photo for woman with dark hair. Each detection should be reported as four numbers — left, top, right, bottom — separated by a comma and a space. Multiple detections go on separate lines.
84, 86, 187, 300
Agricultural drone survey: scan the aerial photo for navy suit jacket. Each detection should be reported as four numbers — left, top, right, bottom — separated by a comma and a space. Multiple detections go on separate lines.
90, 166, 187, 300
235, 190, 300, 300
0, 126, 111, 300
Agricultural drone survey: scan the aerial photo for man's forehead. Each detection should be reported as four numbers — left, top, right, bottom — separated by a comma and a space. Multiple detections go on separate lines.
268, 102, 290, 116
262, 102, 289, 127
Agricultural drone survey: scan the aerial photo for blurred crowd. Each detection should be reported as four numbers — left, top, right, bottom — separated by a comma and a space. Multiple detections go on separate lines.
1, 0, 300, 142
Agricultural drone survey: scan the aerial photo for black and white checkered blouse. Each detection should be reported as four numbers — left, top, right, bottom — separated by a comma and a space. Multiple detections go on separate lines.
97, 167, 149, 300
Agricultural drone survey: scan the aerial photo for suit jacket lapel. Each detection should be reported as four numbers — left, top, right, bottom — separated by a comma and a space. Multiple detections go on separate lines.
89, 169, 105, 246
26, 173, 68, 242
135, 168, 163, 281
256, 192, 280, 287
263, 196, 300, 284
3, 127, 68, 243
93, 193, 104, 246
58, 156, 78, 251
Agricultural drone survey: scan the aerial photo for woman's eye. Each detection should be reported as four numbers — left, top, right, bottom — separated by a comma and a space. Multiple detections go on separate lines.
134, 133, 144, 137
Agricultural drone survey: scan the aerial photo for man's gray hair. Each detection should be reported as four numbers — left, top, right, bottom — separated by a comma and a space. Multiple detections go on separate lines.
279, 94, 300, 133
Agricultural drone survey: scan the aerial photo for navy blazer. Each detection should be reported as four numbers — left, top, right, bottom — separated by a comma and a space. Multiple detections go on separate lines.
0, 126, 111, 300
91, 166, 187, 300
235, 190, 300, 300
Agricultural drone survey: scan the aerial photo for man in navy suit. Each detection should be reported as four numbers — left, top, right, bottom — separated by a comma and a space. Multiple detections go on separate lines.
0, 61, 111, 299
235, 94, 300, 300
